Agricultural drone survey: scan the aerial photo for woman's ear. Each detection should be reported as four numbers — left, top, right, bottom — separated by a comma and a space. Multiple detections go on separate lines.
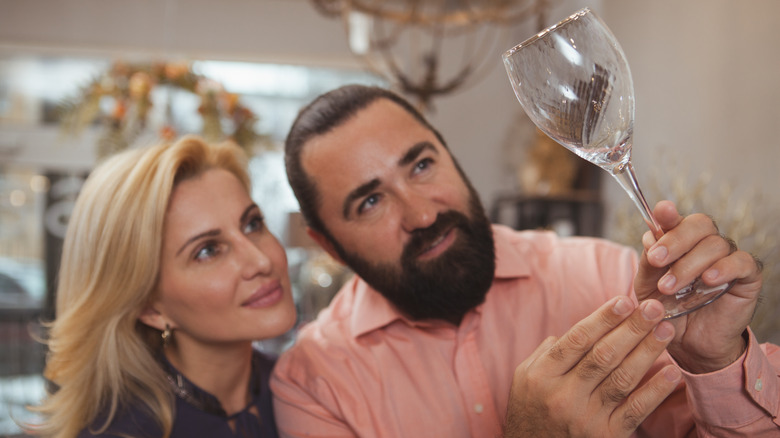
138, 306, 167, 332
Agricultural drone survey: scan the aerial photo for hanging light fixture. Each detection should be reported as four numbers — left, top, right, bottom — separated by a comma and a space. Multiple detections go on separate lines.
310, 0, 555, 111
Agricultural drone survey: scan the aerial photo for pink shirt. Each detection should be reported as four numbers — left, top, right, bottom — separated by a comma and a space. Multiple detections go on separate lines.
271, 225, 780, 437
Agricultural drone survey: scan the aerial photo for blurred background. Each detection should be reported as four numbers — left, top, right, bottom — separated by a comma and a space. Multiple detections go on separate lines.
1, 0, 778, 434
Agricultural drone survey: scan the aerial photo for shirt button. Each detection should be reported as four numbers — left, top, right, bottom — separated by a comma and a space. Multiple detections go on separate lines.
755, 378, 763, 391
474, 403, 484, 414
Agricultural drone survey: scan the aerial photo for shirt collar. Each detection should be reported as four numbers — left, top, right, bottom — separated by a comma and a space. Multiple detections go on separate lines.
349, 224, 531, 338
160, 351, 265, 418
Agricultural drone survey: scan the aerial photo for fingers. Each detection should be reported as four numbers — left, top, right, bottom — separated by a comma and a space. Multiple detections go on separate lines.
645, 204, 760, 298
646, 213, 719, 267
651, 200, 684, 231
517, 297, 678, 436
536, 298, 676, 435
651, 231, 731, 294
650, 200, 762, 297
702, 249, 763, 296
573, 300, 669, 391
593, 317, 674, 407
581, 300, 678, 434
540, 297, 672, 388
644, 202, 727, 295
611, 365, 682, 433
539, 296, 636, 374
522, 335, 558, 372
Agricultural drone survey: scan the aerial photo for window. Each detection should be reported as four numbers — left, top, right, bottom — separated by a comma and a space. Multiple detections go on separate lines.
0, 52, 383, 435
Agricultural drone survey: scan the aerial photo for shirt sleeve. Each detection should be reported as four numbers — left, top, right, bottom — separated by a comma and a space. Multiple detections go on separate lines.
679, 328, 780, 436
645, 328, 780, 437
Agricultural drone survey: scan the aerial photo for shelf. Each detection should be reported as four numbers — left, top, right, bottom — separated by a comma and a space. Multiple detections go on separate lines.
490, 191, 603, 237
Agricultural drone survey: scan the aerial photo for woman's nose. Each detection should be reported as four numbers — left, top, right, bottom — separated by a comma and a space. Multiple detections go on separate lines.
236, 235, 272, 279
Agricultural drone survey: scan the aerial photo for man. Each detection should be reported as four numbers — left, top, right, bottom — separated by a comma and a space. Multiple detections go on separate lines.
271, 85, 778, 437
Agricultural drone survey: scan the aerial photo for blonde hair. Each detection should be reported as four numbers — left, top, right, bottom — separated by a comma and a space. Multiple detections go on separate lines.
29, 135, 251, 438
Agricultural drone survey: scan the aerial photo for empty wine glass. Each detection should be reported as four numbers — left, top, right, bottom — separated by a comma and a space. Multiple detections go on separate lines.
502, 7, 731, 319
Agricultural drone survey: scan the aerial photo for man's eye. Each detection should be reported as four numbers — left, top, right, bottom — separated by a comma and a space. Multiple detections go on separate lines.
414, 157, 433, 173
357, 194, 380, 215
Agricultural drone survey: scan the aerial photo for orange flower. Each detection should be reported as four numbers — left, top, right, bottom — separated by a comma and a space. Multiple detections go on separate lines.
160, 125, 177, 141
164, 62, 190, 80
112, 100, 127, 120
221, 92, 240, 114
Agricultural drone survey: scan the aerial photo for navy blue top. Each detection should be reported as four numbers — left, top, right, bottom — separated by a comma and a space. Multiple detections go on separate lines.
78, 350, 279, 438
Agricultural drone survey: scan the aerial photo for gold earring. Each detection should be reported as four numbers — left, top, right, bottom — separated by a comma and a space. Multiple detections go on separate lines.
161, 324, 172, 347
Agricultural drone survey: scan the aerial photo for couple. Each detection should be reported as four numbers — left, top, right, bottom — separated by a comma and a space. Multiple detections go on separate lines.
32, 85, 778, 437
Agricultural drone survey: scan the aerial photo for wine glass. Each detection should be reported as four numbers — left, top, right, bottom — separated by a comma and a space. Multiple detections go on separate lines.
502, 7, 731, 319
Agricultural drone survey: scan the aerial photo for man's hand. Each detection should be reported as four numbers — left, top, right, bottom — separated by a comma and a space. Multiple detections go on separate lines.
634, 200, 763, 374
503, 297, 681, 438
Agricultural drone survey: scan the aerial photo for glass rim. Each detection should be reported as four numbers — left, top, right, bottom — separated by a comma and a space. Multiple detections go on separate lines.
502, 7, 592, 60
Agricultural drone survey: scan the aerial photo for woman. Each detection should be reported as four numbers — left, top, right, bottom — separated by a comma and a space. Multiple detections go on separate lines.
29, 135, 297, 437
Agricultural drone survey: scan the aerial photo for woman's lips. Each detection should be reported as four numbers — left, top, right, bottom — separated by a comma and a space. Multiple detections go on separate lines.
242, 280, 284, 308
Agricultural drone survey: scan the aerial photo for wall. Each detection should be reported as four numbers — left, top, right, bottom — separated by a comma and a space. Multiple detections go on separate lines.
600, 0, 780, 229
2, 0, 778, 242
602, 0, 780, 343
0, 0, 591, 199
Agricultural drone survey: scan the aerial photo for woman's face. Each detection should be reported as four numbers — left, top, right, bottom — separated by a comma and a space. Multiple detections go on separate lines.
147, 168, 296, 347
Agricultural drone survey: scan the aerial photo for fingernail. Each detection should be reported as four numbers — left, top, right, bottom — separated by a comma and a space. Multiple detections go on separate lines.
704, 269, 719, 281
648, 245, 668, 263
654, 322, 674, 341
613, 297, 633, 315
642, 301, 663, 320
664, 366, 682, 383
659, 273, 677, 291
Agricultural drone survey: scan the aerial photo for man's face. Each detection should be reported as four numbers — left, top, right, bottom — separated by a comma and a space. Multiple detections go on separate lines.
301, 99, 495, 324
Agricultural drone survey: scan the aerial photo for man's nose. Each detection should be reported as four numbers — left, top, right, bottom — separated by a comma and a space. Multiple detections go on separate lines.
399, 189, 439, 233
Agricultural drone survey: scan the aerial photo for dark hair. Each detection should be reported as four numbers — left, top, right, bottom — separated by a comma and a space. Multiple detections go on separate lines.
285, 85, 450, 236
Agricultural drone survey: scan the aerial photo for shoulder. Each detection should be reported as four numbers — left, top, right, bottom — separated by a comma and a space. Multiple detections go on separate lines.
490, 225, 638, 304
493, 224, 637, 269
281, 278, 363, 356
273, 314, 354, 380
494, 223, 633, 253
486, 226, 639, 333
271, 282, 374, 389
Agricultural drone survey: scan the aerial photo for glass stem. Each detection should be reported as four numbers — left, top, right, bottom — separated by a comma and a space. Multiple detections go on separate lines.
610, 161, 664, 239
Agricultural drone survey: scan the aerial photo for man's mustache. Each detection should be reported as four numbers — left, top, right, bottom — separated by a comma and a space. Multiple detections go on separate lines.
402, 210, 470, 260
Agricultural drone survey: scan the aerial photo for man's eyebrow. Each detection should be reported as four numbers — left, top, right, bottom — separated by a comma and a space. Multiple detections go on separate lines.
342, 178, 380, 220
341, 142, 439, 220
398, 141, 438, 167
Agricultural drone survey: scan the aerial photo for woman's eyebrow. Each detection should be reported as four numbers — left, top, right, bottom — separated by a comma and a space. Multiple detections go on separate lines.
176, 229, 220, 256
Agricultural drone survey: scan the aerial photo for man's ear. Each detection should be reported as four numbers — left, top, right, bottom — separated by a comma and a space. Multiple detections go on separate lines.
307, 227, 345, 265
138, 306, 167, 332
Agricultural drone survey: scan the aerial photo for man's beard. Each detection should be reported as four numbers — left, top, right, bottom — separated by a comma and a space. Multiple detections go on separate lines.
334, 192, 495, 325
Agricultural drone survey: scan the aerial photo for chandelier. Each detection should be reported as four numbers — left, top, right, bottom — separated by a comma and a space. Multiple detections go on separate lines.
310, 0, 554, 111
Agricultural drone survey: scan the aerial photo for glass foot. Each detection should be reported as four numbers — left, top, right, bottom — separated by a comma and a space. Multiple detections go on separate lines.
650, 278, 733, 319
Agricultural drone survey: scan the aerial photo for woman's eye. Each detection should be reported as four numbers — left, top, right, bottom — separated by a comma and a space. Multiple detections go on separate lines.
243, 214, 265, 234
194, 243, 220, 261
357, 194, 380, 215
